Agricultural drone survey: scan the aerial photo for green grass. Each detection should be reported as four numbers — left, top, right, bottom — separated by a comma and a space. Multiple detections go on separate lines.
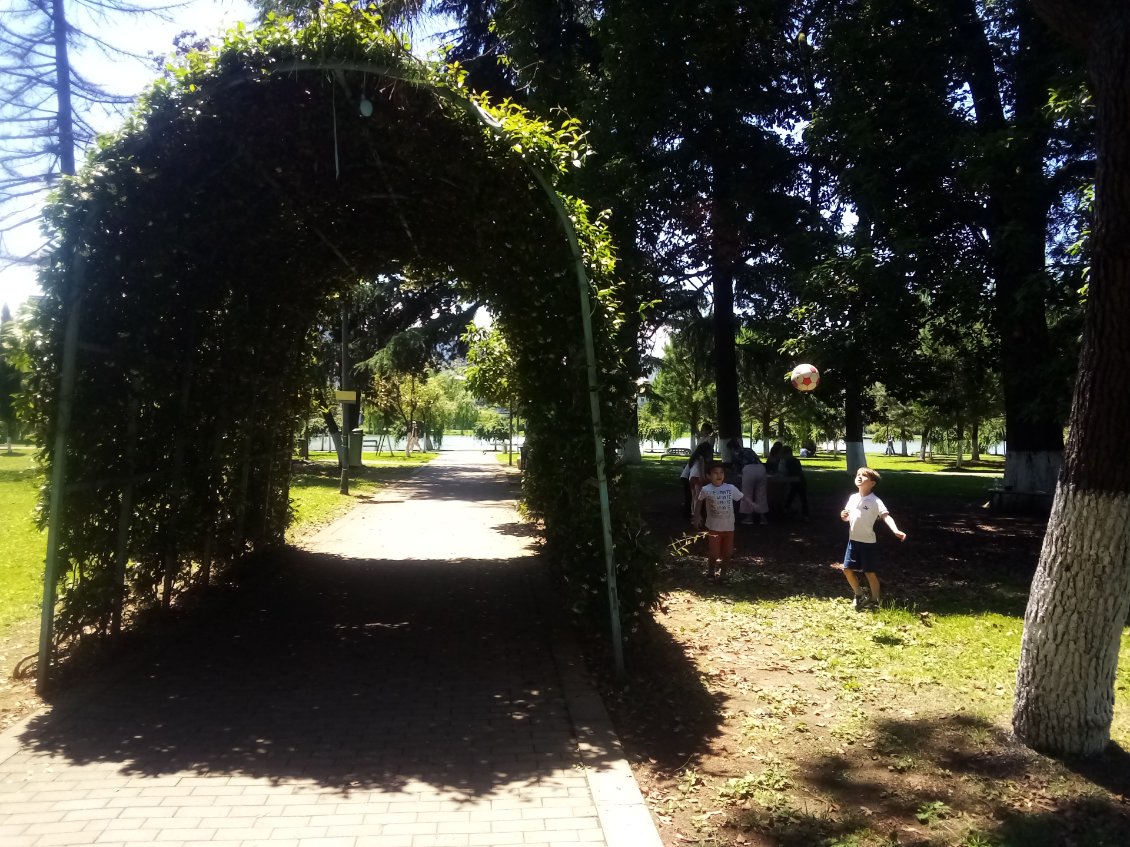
286, 465, 382, 540
723, 591, 1130, 747
303, 450, 439, 465
288, 452, 437, 538
634, 450, 1004, 500
288, 453, 437, 538
0, 448, 439, 631
0, 448, 44, 632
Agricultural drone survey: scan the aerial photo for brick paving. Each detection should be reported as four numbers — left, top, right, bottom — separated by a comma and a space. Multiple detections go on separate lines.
0, 450, 662, 847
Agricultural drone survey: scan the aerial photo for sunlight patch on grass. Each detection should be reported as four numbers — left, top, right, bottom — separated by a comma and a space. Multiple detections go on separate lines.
0, 448, 45, 631
729, 592, 1130, 745
303, 450, 438, 465
286, 468, 383, 542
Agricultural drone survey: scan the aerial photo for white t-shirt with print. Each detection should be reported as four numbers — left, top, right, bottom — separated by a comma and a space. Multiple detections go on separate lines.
844, 491, 889, 543
698, 482, 745, 532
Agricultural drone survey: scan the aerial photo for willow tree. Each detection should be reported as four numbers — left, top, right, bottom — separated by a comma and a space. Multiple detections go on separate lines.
1012, 0, 1130, 756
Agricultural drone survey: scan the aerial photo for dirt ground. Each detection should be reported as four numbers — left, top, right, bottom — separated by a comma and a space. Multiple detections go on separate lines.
0, 617, 39, 732
581, 478, 1130, 847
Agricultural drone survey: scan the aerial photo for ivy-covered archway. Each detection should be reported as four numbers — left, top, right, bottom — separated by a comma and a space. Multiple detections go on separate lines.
27, 8, 658, 682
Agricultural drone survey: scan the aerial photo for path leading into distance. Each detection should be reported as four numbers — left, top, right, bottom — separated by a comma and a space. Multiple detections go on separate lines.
0, 448, 661, 847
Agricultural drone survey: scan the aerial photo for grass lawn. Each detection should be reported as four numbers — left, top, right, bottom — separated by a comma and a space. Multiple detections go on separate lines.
287, 452, 436, 541
600, 450, 1130, 847
0, 448, 44, 632
0, 449, 438, 635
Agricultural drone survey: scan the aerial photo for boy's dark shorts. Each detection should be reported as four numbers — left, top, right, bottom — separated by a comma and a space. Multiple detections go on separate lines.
842, 539, 880, 573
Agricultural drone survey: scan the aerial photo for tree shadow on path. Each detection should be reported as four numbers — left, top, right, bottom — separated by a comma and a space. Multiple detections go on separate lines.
19, 548, 621, 799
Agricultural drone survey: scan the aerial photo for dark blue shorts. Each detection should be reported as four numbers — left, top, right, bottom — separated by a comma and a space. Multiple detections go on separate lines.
842, 539, 880, 573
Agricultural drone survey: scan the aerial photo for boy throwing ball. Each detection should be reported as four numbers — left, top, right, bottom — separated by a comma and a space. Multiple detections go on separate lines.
835, 467, 906, 610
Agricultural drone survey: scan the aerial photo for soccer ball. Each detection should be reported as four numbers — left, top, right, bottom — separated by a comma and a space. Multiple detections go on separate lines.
790, 363, 820, 392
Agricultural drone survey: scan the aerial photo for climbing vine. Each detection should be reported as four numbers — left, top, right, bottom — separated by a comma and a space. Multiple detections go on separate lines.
26, 6, 658, 659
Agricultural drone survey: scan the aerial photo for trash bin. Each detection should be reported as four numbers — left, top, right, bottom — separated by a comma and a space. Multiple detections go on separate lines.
348, 427, 364, 468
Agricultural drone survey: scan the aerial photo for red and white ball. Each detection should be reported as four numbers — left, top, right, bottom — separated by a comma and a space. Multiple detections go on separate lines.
790, 363, 820, 392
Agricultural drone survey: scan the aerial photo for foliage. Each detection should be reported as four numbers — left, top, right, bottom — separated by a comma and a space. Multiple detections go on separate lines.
636, 410, 670, 448
650, 317, 715, 446
25, 6, 658, 656
473, 410, 509, 445
365, 354, 446, 444
430, 366, 479, 432
802, 0, 1087, 463
462, 324, 517, 410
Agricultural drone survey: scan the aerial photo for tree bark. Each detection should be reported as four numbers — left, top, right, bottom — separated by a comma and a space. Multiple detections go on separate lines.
1014, 0, 1130, 756
51, 0, 76, 177
710, 165, 742, 452
844, 383, 865, 476
952, 0, 1064, 491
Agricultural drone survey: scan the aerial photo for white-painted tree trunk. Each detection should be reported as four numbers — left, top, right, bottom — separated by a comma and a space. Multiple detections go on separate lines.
1004, 450, 1062, 493
1013, 487, 1130, 754
622, 436, 643, 464
845, 441, 866, 476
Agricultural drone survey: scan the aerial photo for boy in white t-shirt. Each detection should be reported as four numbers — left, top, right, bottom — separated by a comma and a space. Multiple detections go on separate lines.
834, 467, 907, 610
694, 463, 746, 580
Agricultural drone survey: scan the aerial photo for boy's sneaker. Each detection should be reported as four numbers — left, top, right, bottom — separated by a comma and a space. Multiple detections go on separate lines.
852, 591, 869, 611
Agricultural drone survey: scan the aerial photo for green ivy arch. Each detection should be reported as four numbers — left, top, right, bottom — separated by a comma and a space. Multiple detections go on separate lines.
27, 7, 658, 680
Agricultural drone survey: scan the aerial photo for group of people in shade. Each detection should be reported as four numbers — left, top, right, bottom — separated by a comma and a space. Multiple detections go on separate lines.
678, 424, 907, 610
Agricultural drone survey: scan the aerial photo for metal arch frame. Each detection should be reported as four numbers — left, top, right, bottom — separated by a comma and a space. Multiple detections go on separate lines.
38, 58, 624, 689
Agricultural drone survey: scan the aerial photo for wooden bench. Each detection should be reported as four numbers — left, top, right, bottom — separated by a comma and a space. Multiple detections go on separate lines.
988, 487, 1053, 513
662, 447, 693, 460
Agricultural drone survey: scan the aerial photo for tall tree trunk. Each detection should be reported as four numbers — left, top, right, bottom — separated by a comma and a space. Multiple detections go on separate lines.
1014, 0, 1130, 756
953, 0, 1064, 492
51, 0, 76, 177
970, 419, 981, 462
710, 165, 742, 455
844, 377, 866, 476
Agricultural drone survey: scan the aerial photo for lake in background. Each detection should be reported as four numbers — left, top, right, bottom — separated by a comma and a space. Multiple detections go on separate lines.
309, 433, 1005, 457
308, 433, 523, 453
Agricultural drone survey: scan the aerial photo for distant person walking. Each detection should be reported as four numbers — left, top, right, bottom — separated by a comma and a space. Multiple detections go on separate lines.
885, 437, 896, 456
833, 467, 907, 610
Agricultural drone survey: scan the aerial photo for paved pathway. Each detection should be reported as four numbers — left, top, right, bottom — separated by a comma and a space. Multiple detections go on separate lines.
0, 450, 663, 847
